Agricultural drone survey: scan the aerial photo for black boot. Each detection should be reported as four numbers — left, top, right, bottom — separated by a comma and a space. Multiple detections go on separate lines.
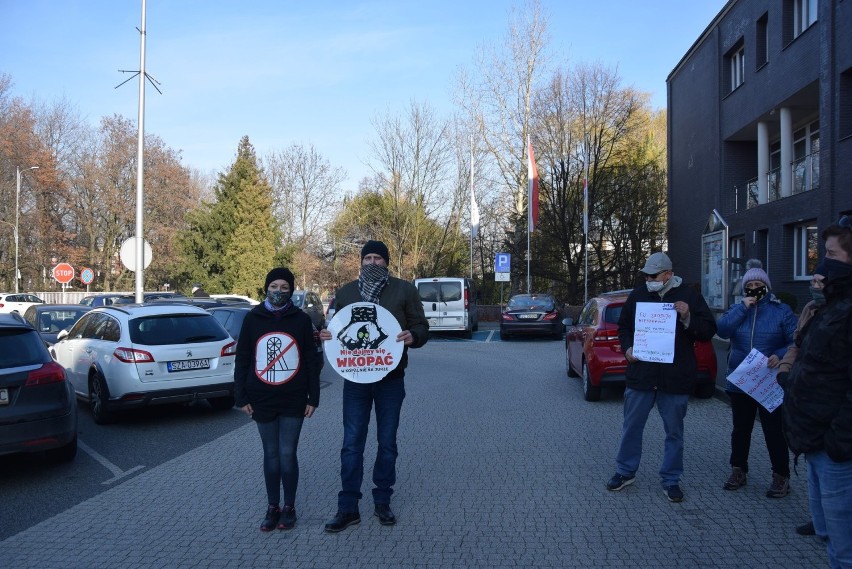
324, 511, 361, 533
260, 505, 281, 532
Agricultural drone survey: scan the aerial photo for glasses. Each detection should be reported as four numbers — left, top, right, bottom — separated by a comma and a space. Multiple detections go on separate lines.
644, 270, 668, 279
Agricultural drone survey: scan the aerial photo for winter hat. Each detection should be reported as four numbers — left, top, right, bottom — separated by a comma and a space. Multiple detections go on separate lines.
742, 259, 771, 290
640, 252, 672, 275
361, 240, 390, 265
264, 267, 295, 292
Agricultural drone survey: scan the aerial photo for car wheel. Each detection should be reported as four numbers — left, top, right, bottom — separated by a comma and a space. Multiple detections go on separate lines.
45, 435, 77, 463
566, 345, 579, 377
694, 381, 716, 399
472, 322, 479, 332
463, 329, 473, 339
500, 330, 509, 341
89, 371, 115, 425
208, 395, 235, 411
582, 361, 602, 402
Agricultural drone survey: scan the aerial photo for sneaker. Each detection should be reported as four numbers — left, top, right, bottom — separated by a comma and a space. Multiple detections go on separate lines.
606, 473, 636, 491
766, 473, 790, 498
277, 505, 296, 530
664, 485, 684, 502
260, 505, 281, 532
723, 467, 747, 490
796, 521, 816, 536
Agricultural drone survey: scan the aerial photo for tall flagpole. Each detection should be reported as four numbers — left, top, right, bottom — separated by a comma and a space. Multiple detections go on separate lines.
526, 135, 532, 294
583, 134, 590, 304
469, 137, 474, 280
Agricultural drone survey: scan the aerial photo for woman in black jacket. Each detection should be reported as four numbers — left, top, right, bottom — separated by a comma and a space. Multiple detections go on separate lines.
234, 268, 321, 532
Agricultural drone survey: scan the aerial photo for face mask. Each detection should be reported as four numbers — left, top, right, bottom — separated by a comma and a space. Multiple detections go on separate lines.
809, 286, 826, 306
360, 263, 389, 283
646, 281, 664, 292
744, 285, 767, 302
813, 257, 852, 283
267, 290, 291, 307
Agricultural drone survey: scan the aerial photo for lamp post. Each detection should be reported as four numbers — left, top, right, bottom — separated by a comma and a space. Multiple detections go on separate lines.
15, 165, 39, 293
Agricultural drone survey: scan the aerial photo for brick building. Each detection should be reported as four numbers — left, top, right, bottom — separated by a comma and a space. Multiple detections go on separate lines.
667, 0, 851, 313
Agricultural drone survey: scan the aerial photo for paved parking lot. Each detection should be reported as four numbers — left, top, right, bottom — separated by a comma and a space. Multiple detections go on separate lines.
1, 337, 827, 568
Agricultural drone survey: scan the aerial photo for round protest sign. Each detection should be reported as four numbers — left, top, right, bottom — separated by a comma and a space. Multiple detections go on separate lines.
325, 302, 403, 384
254, 332, 300, 384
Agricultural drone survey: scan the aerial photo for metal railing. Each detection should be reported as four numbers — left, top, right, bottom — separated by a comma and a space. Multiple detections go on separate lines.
734, 157, 817, 212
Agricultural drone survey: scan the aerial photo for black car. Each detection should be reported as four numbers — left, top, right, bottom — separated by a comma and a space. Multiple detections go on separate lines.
208, 305, 324, 370
500, 293, 563, 340
0, 312, 77, 462
22, 304, 92, 346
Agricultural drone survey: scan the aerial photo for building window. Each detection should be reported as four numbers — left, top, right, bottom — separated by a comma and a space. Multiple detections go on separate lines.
793, 222, 819, 279
792, 120, 820, 193
756, 14, 769, 67
841, 68, 852, 139
729, 44, 745, 91
793, 0, 817, 38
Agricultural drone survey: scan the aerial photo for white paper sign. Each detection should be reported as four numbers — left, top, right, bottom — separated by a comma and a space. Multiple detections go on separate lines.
632, 302, 677, 363
726, 348, 784, 412
325, 302, 404, 384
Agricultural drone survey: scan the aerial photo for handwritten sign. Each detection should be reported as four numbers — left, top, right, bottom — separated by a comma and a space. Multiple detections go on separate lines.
632, 302, 676, 363
325, 302, 403, 383
726, 348, 784, 412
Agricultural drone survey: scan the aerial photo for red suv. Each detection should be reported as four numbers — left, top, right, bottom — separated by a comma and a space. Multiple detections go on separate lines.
563, 290, 717, 401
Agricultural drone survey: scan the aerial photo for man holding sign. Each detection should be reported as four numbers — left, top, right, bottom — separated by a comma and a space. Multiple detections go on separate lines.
321, 240, 429, 532
606, 252, 716, 503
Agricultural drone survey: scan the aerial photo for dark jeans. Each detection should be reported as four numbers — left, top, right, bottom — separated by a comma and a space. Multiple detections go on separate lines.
338, 374, 405, 512
256, 415, 304, 506
728, 391, 790, 477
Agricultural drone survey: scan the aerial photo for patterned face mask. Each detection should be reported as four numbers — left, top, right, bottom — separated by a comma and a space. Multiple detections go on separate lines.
267, 290, 292, 307
744, 285, 767, 302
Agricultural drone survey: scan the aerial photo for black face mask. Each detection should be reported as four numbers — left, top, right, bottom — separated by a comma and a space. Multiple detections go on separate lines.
744, 285, 767, 302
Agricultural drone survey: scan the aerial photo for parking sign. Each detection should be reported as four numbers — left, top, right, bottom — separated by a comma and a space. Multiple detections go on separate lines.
495, 253, 511, 273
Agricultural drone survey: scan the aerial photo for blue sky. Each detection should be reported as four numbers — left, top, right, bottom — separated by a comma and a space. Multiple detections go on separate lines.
1, 1, 724, 193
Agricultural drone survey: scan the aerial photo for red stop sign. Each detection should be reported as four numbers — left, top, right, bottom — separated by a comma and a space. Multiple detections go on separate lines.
52, 262, 75, 284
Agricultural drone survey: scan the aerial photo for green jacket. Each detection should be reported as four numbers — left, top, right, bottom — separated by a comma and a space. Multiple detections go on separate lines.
334, 276, 429, 377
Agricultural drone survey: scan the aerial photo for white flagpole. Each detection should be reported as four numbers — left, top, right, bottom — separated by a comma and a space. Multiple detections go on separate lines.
527, 135, 531, 294
470, 137, 474, 280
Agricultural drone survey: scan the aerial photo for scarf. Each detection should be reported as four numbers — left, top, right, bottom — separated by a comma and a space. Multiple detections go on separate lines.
358, 264, 389, 303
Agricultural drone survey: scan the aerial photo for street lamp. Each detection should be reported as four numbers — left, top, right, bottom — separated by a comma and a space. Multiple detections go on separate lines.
15, 165, 39, 293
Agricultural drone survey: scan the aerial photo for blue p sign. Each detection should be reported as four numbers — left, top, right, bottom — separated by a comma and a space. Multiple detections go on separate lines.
495, 253, 511, 273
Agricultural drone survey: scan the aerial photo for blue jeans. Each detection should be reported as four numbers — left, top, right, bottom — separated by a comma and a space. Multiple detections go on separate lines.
338, 374, 405, 512
256, 415, 304, 506
615, 388, 689, 487
807, 450, 852, 568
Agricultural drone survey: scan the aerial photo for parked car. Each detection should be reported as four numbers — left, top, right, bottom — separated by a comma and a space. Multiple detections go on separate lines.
292, 290, 325, 330
80, 292, 187, 307
563, 290, 718, 402
0, 293, 45, 314
210, 294, 258, 305
414, 277, 479, 338
0, 312, 77, 462
50, 304, 237, 424
208, 305, 324, 370
500, 294, 563, 340
22, 304, 92, 346
147, 297, 248, 309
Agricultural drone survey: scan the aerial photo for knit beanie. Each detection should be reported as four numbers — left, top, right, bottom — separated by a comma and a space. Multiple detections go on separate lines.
264, 267, 295, 292
741, 259, 771, 290
360, 240, 390, 265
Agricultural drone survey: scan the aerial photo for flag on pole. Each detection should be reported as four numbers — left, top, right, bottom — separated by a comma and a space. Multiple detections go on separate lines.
527, 135, 539, 232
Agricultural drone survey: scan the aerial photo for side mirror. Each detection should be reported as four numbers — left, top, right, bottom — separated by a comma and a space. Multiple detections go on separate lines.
562, 317, 574, 327
56, 329, 69, 341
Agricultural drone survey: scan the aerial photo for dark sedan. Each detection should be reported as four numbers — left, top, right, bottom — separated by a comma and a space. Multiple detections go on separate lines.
0, 313, 77, 462
500, 294, 563, 340
22, 304, 92, 346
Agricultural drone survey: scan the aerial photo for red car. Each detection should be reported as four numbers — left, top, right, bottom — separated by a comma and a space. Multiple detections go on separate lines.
563, 290, 717, 402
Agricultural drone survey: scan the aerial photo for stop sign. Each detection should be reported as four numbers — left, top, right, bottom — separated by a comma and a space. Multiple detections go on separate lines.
52, 263, 75, 284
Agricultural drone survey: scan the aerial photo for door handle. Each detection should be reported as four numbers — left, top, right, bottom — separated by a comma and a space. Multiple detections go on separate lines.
432, 303, 436, 311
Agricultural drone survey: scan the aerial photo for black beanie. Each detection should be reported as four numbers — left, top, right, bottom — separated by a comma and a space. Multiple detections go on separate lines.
264, 267, 295, 292
360, 240, 390, 264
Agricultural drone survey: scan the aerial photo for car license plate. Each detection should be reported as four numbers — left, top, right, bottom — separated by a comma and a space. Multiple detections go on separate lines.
0, 388, 8, 405
519, 314, 538, 319
167, 358, 210, 372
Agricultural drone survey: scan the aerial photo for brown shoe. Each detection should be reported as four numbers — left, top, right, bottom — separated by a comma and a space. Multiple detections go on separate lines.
766, 473, 790, 498
723, 467, 747, 490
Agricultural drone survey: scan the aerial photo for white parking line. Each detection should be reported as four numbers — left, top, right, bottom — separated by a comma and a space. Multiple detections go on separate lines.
78, 440, 146, 485
485, 330, 495, 342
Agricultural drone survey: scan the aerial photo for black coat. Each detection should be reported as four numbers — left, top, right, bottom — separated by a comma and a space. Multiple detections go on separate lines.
617, 278, 717, 394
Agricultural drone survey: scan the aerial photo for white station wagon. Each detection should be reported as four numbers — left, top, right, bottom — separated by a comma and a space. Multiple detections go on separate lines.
50, 304, 236, 424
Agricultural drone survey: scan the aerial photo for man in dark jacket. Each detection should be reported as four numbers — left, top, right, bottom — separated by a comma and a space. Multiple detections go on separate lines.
606, 252, 717, 502
191, 283, 210, 297
778, 217, 852, 567
320, 240, 429, 532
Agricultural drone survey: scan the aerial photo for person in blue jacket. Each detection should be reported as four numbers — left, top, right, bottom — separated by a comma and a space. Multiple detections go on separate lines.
716, 259, 797, 498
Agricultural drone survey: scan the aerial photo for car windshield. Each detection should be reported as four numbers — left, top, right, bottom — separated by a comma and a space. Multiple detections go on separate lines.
129, 314, 229, 345
37, 308, 90, 332
508, 296, 554, 311
604, 305, 623, 324
0, 329, 46, 367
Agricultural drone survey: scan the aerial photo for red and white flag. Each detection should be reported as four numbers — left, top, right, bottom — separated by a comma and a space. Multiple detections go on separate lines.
527, 135, 539, 232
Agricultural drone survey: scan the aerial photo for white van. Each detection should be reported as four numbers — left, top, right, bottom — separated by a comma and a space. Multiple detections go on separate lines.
414, 277, 478, 338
